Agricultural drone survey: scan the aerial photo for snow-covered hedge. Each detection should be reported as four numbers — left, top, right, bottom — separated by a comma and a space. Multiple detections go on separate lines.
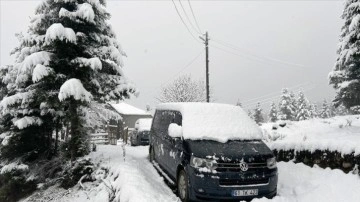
261, 115, 360, 174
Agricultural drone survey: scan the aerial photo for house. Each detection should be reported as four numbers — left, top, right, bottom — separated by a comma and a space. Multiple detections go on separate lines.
107, 102, 152, 142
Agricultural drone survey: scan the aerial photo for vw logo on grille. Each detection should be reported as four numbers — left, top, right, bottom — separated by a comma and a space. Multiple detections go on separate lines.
239, 162, 248, 172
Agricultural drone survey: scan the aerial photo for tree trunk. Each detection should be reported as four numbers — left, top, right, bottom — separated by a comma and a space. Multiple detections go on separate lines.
54, 120, 59, 155
65, 121, 70, 142
70, 99, 79, 161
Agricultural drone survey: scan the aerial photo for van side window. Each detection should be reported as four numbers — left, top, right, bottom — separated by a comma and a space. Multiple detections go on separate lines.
151, 111, 162, 136
152, 110, 182, 138
174, 111, 182, 126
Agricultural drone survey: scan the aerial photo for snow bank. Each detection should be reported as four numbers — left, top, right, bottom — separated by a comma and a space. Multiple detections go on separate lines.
261, 115, 360, 155
1, 163, 29, 174
135, 118, 152, 132
157, 103, 262, 142
32, 64, 53, 83
12, 116, 43, 129
58, 79, 92, 102
253, 161, 360, 202
45, 23, 76, 44
59, 3, 95, 24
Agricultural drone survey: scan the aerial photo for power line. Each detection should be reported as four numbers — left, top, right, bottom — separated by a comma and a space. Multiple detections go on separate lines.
241, 82, 312, 104
160, 49, 204, 87
187, 0, 203, 34
171, 0, 200, 43
178, 0, 201, 35
210, 44, 303, 70
243, 84, 317, 108
211, 38, 307, 69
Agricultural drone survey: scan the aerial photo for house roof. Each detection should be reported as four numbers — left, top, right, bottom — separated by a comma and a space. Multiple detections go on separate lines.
109, 102, 151, 116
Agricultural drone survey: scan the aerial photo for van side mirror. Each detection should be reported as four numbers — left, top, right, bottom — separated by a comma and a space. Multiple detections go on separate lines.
168, 123, 182, 138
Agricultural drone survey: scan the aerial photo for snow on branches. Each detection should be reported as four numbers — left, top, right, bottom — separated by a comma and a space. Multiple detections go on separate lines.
58, 78, 92, 102
59, 3, 96, 24
12, 116, 43, 129
45, 23, 77, 44
32, 64, 53, 83
71, 57, 102, 71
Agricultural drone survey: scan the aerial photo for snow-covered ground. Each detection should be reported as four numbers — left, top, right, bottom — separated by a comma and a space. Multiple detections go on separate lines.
23, 144, 360, 202
261, 115, 360, 155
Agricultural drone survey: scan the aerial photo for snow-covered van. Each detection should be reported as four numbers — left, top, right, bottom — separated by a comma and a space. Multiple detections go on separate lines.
149, 103, 277, 202
130, 118, 152, 146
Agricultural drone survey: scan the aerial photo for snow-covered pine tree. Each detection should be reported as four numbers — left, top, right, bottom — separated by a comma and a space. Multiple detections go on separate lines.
0, 66, 9, 101
296, 91, 311, 121
308, 102, 319, 118
319, 99, 331, 118
247, 109, 253, 120
289, 91, 298, 121
329, 0, 360, 113
236, 100, 242, 107
335, 104, 349, 116
278, 88, 294, 120
0, 0, 136, 160
253, 102, 264, 125
268, 102, 278, 122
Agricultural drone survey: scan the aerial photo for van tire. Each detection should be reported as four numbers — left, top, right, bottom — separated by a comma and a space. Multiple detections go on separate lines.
177, 170, 189, 202
149, 147, 155, 162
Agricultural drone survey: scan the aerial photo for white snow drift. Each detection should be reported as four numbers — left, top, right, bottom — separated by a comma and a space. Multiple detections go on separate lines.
25, 145, 360, 202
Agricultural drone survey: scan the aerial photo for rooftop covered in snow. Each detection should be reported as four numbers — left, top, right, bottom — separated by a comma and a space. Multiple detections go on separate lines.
156, 102, 262, 142
109, 102, 150, 116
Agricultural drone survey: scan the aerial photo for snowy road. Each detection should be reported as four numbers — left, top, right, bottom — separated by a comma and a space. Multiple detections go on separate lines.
25, 144, 360, 202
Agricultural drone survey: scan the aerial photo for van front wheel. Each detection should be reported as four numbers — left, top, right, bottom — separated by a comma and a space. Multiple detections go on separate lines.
177, 170, 189, 202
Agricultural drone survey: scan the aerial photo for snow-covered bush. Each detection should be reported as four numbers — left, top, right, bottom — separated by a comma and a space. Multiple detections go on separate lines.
0, 162, 36, 202
61, 158, 95, 189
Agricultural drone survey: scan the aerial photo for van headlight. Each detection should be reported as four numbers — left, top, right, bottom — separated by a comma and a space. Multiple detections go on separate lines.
190, 156, 218, 171
267, 157, 277, 169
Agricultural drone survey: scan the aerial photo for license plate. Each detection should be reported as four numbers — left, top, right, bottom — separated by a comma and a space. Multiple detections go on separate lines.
232, 189, 258, 196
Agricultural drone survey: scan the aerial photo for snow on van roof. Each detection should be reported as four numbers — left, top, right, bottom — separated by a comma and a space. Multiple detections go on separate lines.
156, 103, 262, 142
135, 118, 152, 131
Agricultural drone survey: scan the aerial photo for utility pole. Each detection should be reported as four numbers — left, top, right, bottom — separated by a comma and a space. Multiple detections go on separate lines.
200, 32, 210, 102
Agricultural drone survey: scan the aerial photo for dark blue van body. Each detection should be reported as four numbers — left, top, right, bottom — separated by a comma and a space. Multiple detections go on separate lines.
149, 109, 278, 202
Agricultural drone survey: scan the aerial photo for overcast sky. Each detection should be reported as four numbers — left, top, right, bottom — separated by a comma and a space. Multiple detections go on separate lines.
0, 0, 344, 111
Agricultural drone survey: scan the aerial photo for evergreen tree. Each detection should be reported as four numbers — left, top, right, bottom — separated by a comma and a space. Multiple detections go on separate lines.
289, 91, 298, 121
308, 102, 319, 118
253, 103, 264, 124
0, 0, 136, 160
268, 102, 278, 122
296, 91, 311, 121
329, 0, 360, 113
247, 110, 253, 120
236, 100, 242, 107
278, 88, 294, 120
319, 99, 331, 118
335, 104, 349, 116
